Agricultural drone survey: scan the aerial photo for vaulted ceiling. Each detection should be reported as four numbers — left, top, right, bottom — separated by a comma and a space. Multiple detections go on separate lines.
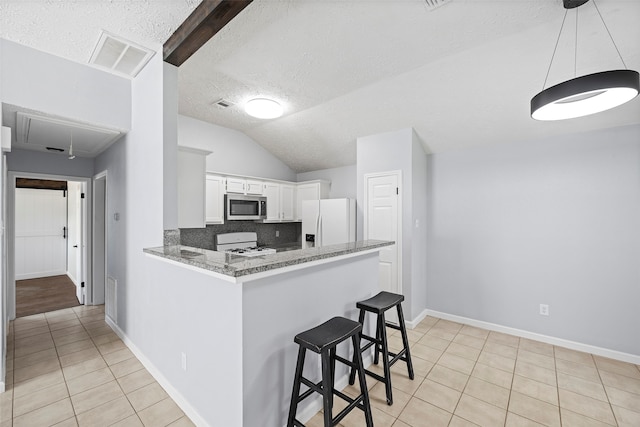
2, 0, 639, 172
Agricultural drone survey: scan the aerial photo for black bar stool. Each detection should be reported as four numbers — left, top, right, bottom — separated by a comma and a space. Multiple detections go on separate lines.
287, 317, 374, 427
349, 291, 414, 405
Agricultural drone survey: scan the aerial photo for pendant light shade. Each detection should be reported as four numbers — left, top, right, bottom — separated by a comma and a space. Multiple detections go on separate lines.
531, 70, 639, 120
531, 0, 639, 120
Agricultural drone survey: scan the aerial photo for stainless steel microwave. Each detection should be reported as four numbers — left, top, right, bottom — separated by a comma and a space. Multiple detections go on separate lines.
225, 194, 267, 221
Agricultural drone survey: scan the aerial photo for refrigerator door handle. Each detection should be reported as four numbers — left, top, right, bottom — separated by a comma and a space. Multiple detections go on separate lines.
317, 214, 322, 247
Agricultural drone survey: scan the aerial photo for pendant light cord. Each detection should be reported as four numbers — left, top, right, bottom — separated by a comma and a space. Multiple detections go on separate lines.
542, 9, 568, 90
592, 0, 628, 69
574, 6, 578, 78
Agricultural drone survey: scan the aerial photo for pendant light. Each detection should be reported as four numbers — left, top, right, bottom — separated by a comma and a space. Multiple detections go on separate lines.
68, 130, 76, 160
531, 0, 639, 121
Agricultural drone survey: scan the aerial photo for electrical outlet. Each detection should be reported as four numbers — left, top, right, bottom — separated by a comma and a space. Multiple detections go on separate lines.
181, 352, 187, 371
539, 304, 549, 316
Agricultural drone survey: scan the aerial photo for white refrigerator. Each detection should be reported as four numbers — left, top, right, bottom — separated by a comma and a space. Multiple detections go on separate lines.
302, 198, 356, 248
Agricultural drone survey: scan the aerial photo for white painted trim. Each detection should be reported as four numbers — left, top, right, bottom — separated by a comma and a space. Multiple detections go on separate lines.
16, 271, 68, 281
363, 170, 403, 297
426, 310, 640, 365
0, 381, 5, 393
105, 317, 210, 427
144, 246, 386, 284
405, 308, 429, 329
7, 171, 93, 320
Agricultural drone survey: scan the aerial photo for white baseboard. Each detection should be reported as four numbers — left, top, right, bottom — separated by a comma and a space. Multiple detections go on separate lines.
15, 271, 67, 281
104, 318, 209, 427
424, 309, 640, 365
405, 309, 429, 329
0, 381, 5, 393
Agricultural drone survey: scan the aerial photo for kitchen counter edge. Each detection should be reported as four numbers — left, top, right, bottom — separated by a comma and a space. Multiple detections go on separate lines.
143, 240, 393, 283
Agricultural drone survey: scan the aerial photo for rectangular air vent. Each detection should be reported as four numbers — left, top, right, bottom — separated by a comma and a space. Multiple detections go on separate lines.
89, 30, 155, 78
213, 98, 233, 108
425, 0, 452, 11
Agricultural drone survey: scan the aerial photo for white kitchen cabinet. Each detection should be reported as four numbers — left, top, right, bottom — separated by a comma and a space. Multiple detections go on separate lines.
226, 178, 263, 195
178, 147, 210, 228
263, 182, 295, 221
295, 180, 330, 221
205, 174, 225, 224
281, 184, 295, 221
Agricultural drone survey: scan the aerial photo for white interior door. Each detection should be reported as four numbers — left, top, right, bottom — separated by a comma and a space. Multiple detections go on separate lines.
365, 172, 401, 322
67, 182, 83, 304
15, 188, 67, 280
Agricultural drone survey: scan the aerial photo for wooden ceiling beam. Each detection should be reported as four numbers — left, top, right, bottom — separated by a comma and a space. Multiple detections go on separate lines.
163, 0, 253, 67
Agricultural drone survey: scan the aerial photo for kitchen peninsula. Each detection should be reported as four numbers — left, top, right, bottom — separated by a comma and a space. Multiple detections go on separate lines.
140, 240, 392, 426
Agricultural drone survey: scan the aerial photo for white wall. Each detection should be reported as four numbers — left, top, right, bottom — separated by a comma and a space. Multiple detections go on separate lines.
0, 38, 130, 131
426, 124, 640, 357
163, 63, 179, 230
297, 164, 357, 198
94, 52, 164, 337
411, 131, 428, 321
178, 114, 296, 181
6, 149, 95, 178
356, 127, 429, 320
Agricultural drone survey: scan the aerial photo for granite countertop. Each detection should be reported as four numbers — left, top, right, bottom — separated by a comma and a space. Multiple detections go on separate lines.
143, 240, 393, 279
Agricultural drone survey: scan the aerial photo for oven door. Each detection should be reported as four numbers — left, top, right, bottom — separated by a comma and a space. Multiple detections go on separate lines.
225, 195, 267, 220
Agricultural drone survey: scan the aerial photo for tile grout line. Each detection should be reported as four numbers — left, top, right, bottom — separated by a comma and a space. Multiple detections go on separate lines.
592, 352, 620, 427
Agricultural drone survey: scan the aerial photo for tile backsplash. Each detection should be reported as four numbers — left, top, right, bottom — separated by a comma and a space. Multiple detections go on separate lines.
180, 222, 301, 250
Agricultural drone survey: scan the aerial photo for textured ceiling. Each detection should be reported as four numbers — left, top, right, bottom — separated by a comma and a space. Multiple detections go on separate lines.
179, 0, 640, 172
1, 0, 639, 173
0, 0, 200, 65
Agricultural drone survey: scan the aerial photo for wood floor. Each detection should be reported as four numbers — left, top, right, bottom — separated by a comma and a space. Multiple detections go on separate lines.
16, 275, 80, 317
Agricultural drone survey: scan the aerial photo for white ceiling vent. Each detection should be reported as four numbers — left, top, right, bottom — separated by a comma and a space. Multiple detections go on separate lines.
89, 30, 155, 78
213, 99, 233, 108
424, 0, 452, 12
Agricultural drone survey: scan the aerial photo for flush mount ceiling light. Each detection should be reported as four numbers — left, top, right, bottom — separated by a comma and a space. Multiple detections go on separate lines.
244, 98, 283, 119
531, 0, 639, 121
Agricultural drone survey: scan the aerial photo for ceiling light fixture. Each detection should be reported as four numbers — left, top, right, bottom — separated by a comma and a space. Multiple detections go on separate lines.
245, 98, 283, 119
531, 0, 639, 121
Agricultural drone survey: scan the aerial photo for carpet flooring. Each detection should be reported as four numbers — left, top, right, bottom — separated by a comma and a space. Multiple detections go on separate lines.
16, 275, 80, 317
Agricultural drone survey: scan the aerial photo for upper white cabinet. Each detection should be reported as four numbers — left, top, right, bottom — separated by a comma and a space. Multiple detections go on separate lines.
295, 180, 330, 221
263, 182, 295, 221
178, 147, 210, 228
226, 178, 263, 195
205, 174, 226, 224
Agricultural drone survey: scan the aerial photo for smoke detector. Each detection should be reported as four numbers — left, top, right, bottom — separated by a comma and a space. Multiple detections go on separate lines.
89, 30, 155, 78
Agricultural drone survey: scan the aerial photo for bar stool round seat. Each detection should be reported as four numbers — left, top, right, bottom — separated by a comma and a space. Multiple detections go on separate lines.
287, 317, 373, 427
349, 291, 414, 405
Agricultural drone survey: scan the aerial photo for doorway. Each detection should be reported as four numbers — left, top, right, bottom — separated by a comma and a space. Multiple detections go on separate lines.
7, 172, 94, 320
364, 171, 402, 322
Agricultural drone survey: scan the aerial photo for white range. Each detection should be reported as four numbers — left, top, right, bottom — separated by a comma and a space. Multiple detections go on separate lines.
214, 232, 276, 257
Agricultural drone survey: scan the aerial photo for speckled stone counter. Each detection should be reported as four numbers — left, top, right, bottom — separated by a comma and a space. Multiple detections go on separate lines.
143, 240, 392, 281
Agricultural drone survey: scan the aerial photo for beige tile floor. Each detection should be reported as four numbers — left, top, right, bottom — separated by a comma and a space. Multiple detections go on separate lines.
3, 310, 640, 427
1, 305, 194, 427
305, 316, 640, 427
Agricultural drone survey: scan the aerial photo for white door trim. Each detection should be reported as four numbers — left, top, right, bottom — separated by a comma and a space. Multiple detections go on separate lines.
7, 171, 92, 319
363, 170, 403, 295
91, 171, 108, 305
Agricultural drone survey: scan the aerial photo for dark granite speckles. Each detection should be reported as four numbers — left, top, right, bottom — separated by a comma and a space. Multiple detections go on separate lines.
143, 240, 393, 279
